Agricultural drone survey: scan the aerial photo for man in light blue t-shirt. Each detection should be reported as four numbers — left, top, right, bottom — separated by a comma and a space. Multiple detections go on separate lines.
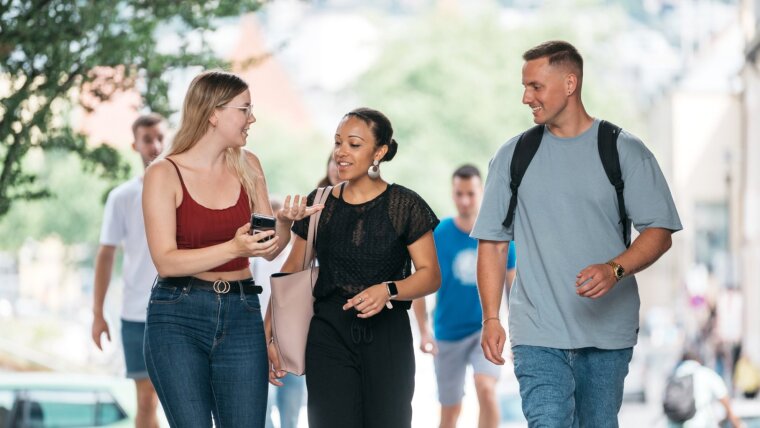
472, 41, 682, 427
413, 165, 515, 428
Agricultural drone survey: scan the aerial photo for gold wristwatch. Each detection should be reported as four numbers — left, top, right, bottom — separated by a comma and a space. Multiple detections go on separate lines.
606, 261, 625, 281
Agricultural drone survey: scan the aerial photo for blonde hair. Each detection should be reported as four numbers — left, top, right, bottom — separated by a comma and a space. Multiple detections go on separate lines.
167, 70, 258, 210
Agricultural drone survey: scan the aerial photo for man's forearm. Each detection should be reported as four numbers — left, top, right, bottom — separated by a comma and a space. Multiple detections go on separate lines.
477, 240, 509, 319
412, 298, 430, 333
614, 228, 673, 277
93, 246, 116, 316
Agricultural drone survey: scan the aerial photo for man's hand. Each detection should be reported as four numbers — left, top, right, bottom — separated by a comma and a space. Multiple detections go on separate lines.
481, 319, 506, 365
575, 263, 617, 299
91, 315, 111, 350
419, 331, 438, 355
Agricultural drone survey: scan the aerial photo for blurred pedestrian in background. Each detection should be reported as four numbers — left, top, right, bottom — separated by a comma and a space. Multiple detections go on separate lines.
666, 349, 744, 428
413, 164, 515, 428
254, 197, 306, 428
91, 113, 165, 428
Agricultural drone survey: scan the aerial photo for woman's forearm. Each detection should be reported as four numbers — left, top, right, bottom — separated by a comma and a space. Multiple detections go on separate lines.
151, 241, 237, 277
394, 265, 441, 301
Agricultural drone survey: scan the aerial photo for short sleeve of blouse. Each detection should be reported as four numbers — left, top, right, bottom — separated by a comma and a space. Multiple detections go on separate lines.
390, 186, 439, 245
291, 188, 319, 240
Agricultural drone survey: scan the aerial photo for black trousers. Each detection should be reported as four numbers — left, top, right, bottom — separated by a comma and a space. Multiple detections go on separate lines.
306, 294, 415, 428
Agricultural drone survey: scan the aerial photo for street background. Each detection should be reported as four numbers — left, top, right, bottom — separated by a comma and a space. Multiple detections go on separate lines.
2, 0, 760, 426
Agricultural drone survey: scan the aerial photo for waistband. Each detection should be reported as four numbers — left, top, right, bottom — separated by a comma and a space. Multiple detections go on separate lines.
157, 276, 262, 295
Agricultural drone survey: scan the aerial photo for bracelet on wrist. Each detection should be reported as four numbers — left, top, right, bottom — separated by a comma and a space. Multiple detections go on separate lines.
482, 317, 500, 325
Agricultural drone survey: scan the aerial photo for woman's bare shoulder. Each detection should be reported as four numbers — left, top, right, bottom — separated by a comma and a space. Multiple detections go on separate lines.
144, 158, 181, 187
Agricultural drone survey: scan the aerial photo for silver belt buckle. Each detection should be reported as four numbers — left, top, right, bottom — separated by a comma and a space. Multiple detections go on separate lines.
212, 280, 231, 294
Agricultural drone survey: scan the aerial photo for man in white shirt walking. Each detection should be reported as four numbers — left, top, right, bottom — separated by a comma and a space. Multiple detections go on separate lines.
91, 114, 165, 428
667, 350, 744, 428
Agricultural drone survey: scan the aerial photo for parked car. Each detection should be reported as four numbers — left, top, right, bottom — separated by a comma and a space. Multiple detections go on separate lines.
0, 372, 136, 427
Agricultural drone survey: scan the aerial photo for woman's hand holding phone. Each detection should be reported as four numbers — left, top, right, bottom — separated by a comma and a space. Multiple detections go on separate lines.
231, 222, 278, 258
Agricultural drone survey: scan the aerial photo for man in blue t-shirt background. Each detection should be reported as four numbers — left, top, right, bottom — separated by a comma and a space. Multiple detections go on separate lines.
413, 165, 516, 428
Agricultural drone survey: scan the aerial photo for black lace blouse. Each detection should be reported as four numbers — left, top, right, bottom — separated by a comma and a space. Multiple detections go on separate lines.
292, 183, 439, 301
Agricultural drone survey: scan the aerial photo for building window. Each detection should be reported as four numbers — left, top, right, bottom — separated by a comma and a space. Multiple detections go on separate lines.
694, 201, 729, 272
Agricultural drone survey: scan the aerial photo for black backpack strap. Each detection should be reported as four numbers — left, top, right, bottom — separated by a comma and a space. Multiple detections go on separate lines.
502, 125, 544, 229
597, 120, 630, 247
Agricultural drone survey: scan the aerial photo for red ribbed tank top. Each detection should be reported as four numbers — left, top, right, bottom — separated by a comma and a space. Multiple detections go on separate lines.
166, 158, 250, 272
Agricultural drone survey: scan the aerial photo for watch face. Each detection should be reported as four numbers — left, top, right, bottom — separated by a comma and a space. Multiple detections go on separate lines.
386, 281, 398, 297
615, 266, 624, 279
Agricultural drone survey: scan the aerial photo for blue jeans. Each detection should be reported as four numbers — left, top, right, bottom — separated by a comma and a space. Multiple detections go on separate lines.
144, 277, 268, 428
512, 345, 633, 428
265, 374, 305, 428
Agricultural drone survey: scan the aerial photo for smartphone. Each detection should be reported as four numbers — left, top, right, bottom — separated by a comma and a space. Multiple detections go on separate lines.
250, 213, 276, 241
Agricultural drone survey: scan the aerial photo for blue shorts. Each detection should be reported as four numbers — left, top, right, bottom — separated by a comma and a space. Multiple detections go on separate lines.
121, 319, 149, 380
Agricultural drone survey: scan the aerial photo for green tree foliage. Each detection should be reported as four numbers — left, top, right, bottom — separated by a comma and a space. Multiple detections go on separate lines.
0, 0, 265, 218
0, 150, 113, 250
355, 5, 642, 214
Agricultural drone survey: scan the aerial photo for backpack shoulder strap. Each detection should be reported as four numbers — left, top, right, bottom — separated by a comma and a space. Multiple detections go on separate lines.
597, 120, 631, 247
502, 125, 544, 229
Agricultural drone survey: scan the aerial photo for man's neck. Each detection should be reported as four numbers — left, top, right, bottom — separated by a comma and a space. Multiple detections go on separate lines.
453, 215, 475, 233
546, 102, 594, 138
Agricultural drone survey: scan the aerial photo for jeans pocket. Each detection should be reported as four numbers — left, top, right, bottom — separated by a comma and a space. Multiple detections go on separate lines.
150, 284, 187, 305
241, 293, 261, 313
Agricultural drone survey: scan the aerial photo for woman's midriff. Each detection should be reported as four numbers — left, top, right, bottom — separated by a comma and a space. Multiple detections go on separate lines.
193, 267, 254, 282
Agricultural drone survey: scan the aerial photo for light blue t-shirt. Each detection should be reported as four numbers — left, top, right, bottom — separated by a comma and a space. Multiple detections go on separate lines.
471, 119, 682, 350
433, 217, 516, 341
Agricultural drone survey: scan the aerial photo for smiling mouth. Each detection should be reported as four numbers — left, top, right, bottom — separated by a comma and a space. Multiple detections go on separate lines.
531, 106, 542, 113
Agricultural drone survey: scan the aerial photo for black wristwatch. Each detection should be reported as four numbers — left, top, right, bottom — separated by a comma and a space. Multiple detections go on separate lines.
385, 281, 398, 299
385, 281, 398, 309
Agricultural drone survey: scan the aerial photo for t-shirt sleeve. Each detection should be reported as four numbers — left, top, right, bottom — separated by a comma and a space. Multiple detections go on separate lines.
100, 187, 125, 246
506, 241, 517, 269
291, 188, 319, 240
471, 139, 516, 242
399, 190, 439, 246
622, 148, 682, 234
704, 368, 729, 399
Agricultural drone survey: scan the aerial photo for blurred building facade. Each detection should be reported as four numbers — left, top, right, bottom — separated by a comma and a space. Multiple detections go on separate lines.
739, 0, 760, 364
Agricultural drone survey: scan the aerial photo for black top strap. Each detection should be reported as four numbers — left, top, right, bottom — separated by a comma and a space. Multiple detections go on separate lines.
502, 125, 544, 229
597, 120, 630, 247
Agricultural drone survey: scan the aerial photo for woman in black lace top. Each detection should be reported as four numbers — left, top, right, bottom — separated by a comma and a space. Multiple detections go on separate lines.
267, 108, 441, 428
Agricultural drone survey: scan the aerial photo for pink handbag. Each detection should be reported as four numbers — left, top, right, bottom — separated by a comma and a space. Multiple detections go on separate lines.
269, 186, 331, 376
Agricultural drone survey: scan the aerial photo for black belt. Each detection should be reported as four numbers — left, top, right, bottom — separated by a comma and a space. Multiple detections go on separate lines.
158, 276, 262, 295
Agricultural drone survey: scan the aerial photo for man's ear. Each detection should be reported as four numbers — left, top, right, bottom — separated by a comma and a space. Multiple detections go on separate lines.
566, 73, 578, 96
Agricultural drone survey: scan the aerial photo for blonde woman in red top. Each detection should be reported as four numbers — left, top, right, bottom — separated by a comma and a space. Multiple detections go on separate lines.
142, 70, 320, 428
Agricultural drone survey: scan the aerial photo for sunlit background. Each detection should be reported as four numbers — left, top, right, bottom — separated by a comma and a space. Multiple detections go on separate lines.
2, 0, 760, 426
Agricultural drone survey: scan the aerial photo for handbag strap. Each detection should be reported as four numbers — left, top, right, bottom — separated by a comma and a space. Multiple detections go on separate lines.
301, 185, 333, 270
